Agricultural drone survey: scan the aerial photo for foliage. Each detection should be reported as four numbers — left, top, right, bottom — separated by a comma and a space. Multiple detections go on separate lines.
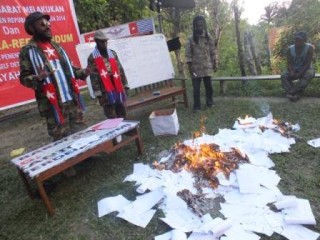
270, 0, 320, 65
74, 0, 151, 33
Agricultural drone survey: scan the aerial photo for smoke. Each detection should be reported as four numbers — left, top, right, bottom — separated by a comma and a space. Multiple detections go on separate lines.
258, 99, 271, 116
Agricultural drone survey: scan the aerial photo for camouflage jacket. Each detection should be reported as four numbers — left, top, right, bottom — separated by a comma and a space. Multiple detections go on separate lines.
19, 38, 87, 117
87, 49, 127, 104
185, 34, 216, 78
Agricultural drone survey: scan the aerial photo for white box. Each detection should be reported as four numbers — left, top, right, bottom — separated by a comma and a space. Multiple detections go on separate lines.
149, 108, 179, 136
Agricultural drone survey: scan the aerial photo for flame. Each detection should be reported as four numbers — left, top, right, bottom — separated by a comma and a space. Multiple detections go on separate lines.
192, 115, 207, 139
156, 142, 248, 188
237, 115, 255, 125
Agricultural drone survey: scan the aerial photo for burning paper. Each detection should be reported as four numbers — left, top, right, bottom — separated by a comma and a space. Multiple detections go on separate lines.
96, 113, 319, 239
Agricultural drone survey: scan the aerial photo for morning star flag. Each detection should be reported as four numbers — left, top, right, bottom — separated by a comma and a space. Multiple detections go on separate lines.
80, 18, 155, 43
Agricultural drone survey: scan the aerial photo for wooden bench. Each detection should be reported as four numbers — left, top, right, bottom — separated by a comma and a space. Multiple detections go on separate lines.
212, 73, 320, 94
11, 120, 143, 215
125, 78, 189, 114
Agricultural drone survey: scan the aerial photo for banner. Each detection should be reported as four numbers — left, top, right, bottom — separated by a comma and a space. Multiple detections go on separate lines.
0, 0, 81, 110
80, 18, 155, 43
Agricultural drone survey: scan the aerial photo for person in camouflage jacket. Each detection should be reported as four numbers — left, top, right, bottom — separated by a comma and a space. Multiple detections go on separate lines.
19, 12, 89, 141
185, 15, 217, 112
87, 30, 127, 119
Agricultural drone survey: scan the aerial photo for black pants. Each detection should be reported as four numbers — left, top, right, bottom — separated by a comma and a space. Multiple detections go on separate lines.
192, 76, 213, 110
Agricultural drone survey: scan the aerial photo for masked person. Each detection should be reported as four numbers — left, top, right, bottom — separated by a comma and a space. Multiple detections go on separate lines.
19, 12, 90, 141
185, 15, 217, 112
87, 30, 127, 119
281, 31, 315, 102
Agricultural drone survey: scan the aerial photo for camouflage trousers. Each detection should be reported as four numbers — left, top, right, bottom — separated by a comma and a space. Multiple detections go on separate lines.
45, 101, 87, 141
97, 96, 126, 119
281, 67, 315, 95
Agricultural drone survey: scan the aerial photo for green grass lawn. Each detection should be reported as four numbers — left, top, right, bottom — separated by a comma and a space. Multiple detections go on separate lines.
1, 79, 320, 240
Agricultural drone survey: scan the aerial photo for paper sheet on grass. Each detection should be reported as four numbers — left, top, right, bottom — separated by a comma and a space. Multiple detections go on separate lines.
282, 198, 316, 225
280, 224, 320, 240
307, 137, 320, 148
117, 209, 157, 228
97, 194, 131, 217
154, 229, 187, 240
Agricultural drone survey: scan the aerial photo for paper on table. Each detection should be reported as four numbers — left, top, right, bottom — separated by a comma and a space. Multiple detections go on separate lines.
71, 134, 100, 149
91, 118, 123, 130
97, 194, 131, 217
307, 137, 320, 148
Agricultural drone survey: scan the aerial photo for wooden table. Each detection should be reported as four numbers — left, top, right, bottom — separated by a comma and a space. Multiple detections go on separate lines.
11, 120, 143, 215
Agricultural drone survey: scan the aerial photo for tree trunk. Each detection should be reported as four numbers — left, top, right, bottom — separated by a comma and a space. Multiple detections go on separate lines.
247, 32, 262, 75
244, 32, 257, 75
233, 5, 246, 77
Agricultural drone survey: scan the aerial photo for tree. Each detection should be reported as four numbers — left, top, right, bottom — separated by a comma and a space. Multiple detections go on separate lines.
232, 1, 246, 76
74, 0, 151, 33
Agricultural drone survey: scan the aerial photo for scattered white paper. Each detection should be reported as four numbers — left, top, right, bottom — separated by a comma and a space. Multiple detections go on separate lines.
280, 224, 320, 240
211, 218, 234, 237
117, 209, 156, 228
307, 137, 320, 148
96, 113, 319, 239
282, 198, 316, 225
236, 169, 261, 193
97, 194, 131, 217
123, 187, 164, 215
154, 229, 187, 240
274, 195, 298, 210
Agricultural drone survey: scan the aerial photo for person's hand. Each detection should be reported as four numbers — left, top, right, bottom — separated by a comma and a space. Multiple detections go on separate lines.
35, 65, 51, 81
213, 64, 217, 73
84, 65, 93, 76
288, 70, 295, 78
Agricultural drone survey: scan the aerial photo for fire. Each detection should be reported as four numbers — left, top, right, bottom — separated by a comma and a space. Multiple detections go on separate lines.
154, 143, 248, 188
153, 115, 250, 188
237, 115, 255, 125
259, 118, 295, 138
192, 115, 207, 139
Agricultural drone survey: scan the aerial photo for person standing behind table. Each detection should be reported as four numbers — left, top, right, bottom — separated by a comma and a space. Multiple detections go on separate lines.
185, 15, 217, 113
281, 31, 315, 102
87, 30, 127, 119
19, 12, 90, 141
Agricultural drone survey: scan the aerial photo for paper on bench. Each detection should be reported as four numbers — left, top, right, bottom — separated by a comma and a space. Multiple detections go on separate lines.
71, 134, 100, 149
91, 118, 124, 130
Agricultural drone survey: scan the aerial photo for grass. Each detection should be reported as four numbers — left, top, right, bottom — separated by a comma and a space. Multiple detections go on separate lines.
1, 79, 320, 240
